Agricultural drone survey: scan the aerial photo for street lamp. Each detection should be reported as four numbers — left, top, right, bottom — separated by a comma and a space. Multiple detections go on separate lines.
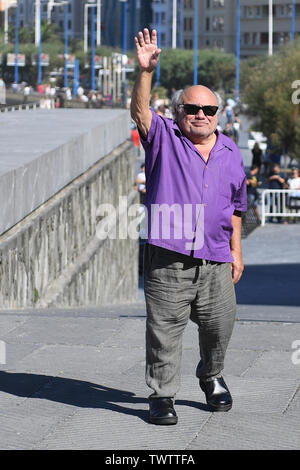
14, 1, 19, 84
268, 0, 273, 56
236, 0, 240, 102
292, 0, 296, 43
47, 1, 69, 88
4, 0, 9, 44
120, 0, 128, 106
172, 0, 177, 49
193, 0, 198, 85
35, 0, 42, 85
156, 0, 161, 86
84, 1, 102, 52
91, 4, 96, 90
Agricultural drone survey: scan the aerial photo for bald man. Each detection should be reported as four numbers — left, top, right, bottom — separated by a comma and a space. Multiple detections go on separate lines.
131, 29, 247, 425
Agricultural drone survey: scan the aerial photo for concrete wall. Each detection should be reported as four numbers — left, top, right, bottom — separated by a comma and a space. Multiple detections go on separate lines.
0, 109, 139, 308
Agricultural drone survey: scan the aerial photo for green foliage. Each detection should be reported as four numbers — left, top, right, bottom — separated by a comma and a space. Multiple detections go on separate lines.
242, 38, 300, 162
159, 48, 236, 93
130, 47, 236, 94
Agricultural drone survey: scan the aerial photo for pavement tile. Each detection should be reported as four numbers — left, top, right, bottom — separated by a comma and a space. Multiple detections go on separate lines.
2, 316, 122, 346
11, 344, 144, 376
187, 412, 300, 450
243, 350, 300, 379
229, 322, 300, 351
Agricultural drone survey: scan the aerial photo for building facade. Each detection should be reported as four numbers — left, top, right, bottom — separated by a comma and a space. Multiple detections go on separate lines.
241, 0, 300, 56
179, 0, 300, 56
2, 0, 300, 56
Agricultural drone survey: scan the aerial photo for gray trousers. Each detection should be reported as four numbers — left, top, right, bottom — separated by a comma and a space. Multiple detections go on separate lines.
144, 243, 236, 398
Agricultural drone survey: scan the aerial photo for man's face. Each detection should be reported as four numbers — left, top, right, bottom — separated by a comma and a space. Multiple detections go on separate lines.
292, 169, 299, 178
176, 86, 219, 143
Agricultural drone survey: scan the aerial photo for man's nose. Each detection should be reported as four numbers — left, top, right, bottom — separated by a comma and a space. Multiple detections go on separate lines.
195, 108, 206, 118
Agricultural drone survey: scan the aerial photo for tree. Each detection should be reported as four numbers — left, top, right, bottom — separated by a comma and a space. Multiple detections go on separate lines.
241, 39, 300, 164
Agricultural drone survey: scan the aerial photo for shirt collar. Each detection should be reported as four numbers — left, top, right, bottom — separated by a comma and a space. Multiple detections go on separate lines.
172, 120, 234, 152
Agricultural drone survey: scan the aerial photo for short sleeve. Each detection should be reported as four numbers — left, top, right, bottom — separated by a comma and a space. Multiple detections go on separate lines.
234, 174, 248, 212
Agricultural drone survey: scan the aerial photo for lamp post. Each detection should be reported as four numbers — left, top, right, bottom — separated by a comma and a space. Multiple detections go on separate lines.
235, 0, 240, 102
172, 0, 177, 49
35, 0, 43, 85
268, 0, 273, 56
91, 4, 96, 90
120, 0, 128, 106
84, 1, 102, 52
14, 2, 19, 84
46, 1, 69, 88
292, 0, 296, 43
96, 0, 101, 46
193, 0, 198, 85
156, 0, 161, 86
4, 0, 9, 44
64, 2, 69, 89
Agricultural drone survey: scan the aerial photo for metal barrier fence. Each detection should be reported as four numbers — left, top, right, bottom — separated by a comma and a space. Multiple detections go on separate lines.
261, 189, 300, 226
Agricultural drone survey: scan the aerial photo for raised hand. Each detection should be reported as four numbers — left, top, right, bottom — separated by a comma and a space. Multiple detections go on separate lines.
134, 28, 161, 73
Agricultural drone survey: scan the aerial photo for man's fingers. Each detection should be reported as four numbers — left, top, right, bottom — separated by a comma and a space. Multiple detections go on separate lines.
144, 28, 151, 44
134, 36, 141, 51
151, 29, 157, 46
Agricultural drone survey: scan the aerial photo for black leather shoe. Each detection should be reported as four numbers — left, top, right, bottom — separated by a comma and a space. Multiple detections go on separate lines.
200, 377, 233, 412
149, 397, 178, 425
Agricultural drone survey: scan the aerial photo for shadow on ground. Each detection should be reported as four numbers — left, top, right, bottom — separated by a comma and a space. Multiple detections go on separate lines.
0, 371, 210, 422
236, 263, 300, 306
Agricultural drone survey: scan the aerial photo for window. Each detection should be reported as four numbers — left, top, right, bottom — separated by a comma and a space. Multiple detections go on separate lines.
260, 32, 268, 45
262, 5, 268, 17
255, 6, 261, 17
206, 0, 210, 8
184, 17, 193, 31
212, 16, 224, 32
252, 33, 259, 45
246, 7, 254, 18
213, 0, 224, 7
213, 39, 224, 48
206, 17, 210, 31
184, 39, 193, 49
155, 11, 166, 24
243, 33, 250, 45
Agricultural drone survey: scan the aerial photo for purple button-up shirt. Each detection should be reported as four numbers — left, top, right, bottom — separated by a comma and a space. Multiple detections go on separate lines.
140, 109, 247, 262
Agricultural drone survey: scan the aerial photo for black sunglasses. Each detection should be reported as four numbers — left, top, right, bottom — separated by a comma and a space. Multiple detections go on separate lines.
178, 103, 219, 116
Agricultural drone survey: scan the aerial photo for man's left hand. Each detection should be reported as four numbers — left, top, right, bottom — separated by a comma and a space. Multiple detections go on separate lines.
230, 250, 244, 284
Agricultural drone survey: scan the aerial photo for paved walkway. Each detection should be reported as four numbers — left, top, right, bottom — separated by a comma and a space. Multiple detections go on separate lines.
0, 114, 299, 451
0, 222, 300, 450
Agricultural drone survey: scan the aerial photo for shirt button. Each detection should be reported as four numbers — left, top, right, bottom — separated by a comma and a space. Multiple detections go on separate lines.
205, 184, 208, 188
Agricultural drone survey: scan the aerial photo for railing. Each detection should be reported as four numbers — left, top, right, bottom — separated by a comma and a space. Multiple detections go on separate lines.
261, 189, 300, 226
0, 102, 40, 112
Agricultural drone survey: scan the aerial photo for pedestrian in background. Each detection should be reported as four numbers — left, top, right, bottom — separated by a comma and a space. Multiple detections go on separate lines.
251, 142, 263, 174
